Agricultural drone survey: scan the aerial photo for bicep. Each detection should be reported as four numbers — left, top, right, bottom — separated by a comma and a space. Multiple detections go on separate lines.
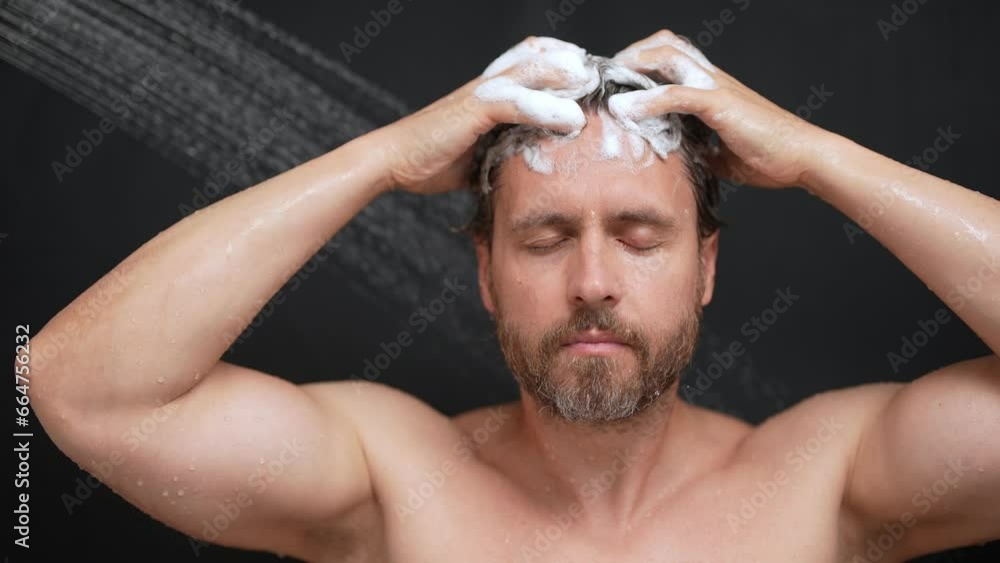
75, 362, 371, 558
847, 354, 1000, 556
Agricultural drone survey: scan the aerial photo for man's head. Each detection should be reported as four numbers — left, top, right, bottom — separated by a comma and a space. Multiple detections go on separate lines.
462, 54, 723, 426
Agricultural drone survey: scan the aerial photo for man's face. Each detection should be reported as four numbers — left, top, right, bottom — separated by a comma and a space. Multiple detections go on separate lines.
476, 110, 718, 425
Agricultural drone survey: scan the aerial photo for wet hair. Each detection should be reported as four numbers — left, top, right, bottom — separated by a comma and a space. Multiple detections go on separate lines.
458, 54, 725, 248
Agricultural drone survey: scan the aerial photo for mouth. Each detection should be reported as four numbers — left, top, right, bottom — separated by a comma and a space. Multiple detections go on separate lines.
561, 330, 630, 355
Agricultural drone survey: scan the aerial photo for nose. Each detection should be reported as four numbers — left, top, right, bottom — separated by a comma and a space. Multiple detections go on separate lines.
567, 238, 622, 309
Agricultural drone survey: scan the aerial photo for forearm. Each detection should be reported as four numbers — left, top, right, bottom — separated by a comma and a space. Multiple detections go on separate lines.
32, 130, 393, 411
802, 132, 1000, 354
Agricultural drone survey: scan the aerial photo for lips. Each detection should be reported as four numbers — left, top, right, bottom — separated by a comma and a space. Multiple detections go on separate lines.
562, 330, 628, 346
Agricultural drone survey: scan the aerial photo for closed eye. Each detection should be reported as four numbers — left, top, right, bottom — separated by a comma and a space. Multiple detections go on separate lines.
619, 239, 662, 253
525, 238, 569, 253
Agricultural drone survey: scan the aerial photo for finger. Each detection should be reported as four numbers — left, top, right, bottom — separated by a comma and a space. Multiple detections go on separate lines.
482, 36, 587, 78
613, 44, 718, 90
613, 29, 717, 73
481, 36, 599, 100
474, 75, 587, 134
607, 84, 722, 124
504, 52, 600, 99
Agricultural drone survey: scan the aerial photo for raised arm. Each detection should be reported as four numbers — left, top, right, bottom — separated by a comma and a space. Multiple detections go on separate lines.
608, 28, 1000, 557
29, 129, 392, 558
804, 129, 1000, 556
26, 36, 601, 559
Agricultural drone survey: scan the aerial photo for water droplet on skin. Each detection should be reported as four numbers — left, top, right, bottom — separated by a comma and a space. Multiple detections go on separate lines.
194, 373, 202, 381
162, 490, 169, 497
177, 490, 185, 496
977, 467, 984, 473
137, 480, 144, 486
259, 458, 265, 464
156, 377, 165, 384
172, 476, 179, 482
188, 465, 196, 471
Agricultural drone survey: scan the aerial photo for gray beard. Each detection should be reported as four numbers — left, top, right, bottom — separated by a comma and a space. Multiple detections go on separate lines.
495, 298, 702, 426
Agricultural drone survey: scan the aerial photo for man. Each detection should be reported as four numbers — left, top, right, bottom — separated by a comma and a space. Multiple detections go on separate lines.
29, 31, 999, 562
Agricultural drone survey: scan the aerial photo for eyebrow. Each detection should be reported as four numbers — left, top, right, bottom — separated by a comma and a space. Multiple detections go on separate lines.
510, 207, 680, 235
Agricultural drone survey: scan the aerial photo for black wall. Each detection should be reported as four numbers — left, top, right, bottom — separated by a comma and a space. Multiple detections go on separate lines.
4, 0, 998, 561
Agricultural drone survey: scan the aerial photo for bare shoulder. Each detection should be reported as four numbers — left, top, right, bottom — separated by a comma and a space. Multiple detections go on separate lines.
301, 379, 465, 451
735, 381, 905, 472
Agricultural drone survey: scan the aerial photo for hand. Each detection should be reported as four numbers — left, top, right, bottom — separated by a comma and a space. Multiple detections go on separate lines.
608, 29, 830, 189
375, 36, 598, 195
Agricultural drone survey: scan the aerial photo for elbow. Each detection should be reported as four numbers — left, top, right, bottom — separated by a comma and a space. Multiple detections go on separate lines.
24, 325, 87, 437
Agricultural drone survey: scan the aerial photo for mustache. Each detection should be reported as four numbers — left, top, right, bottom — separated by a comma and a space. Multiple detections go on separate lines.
542, 307, 642, 350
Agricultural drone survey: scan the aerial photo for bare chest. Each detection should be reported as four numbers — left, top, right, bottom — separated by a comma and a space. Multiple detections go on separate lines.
319, 453, 858, 563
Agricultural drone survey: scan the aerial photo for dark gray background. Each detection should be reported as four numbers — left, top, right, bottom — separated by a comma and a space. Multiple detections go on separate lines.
4, 0, 998, 561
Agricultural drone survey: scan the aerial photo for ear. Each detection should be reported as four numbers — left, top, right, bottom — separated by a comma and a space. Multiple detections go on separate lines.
475, 236, 497, 317
698, 230, 720, 307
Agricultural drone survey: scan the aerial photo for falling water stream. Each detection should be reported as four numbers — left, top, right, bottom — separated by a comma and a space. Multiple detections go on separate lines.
0, 0, 788, 419
0, 0, 506, 381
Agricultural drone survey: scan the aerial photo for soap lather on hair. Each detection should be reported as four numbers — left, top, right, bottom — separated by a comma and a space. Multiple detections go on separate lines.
462, 37, 723, 244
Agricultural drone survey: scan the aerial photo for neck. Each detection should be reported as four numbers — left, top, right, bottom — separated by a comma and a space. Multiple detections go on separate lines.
515, 386, 698, 529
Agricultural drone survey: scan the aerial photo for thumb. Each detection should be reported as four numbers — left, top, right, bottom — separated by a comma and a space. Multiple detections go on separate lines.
608, 84, 721, 123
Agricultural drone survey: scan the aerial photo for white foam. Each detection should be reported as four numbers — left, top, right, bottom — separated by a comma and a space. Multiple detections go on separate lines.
476, 37, 693, 190
613, 33, 717, 73
521, 144, 554, 174
613, 46, 717, 90
481, 38, 600, 100
600, 110, 624, 159
482, 37, 588, 78
607, 87, 682, 158
669, 55, 717, 90
474, 76, 586, 133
